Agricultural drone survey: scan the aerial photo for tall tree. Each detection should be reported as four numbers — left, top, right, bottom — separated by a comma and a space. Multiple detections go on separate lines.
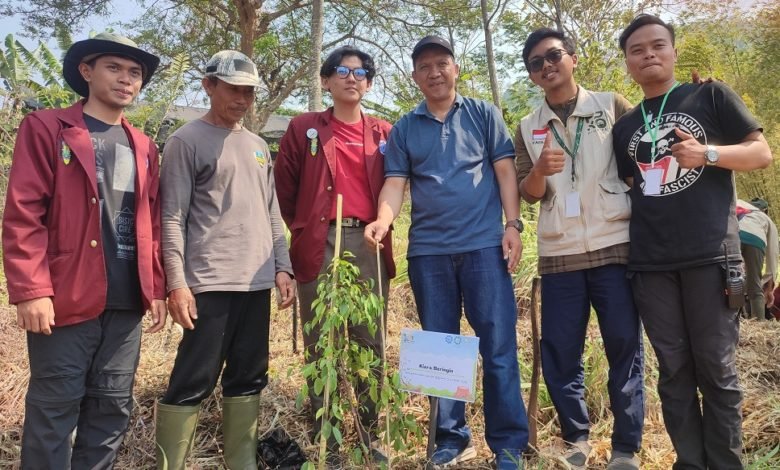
309, 0, 324, 111
480, 0, 509, 108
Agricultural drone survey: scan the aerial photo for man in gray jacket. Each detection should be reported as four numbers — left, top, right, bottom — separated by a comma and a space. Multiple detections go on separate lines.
155, 50, 295, 470
737, 198, 778, 320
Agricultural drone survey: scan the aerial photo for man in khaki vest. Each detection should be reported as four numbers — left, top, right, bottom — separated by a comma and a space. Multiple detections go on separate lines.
515, 28, 644, 470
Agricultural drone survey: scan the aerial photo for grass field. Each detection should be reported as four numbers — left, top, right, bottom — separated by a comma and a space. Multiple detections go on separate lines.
0, 208, 779, 469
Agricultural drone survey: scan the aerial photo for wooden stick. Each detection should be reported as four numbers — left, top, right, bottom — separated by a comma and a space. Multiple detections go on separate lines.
376, 243, 391, 469
426, 397, 439, 460
528, 276, 541, 451
292, 296, 298, 354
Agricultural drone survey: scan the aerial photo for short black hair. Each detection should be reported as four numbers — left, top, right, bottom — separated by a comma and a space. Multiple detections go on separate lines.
320, 46, 376, 82
619, 14, 675, 53
522, 28, 576, 70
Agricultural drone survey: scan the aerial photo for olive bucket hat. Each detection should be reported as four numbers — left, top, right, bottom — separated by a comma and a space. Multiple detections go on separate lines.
63, 32, 160, 97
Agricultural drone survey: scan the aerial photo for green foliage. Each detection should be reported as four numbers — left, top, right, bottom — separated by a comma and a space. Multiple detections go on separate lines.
125, 52, 190, 140
300, 252, 422, 468
0, 33, 78, 109
745, 445, 780, 469
672, 0, 780, 215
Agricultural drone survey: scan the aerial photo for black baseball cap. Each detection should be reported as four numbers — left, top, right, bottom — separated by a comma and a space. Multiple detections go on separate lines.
411, 35, 455, 62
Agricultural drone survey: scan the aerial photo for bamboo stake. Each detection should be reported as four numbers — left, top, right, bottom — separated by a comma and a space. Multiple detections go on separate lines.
317, 195, 343, 470
376, 243, 391, 469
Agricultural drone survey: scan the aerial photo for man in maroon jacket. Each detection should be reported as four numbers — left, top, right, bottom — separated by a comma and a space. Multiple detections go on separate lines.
2, 32, 166, 469
274, 45, 395, 462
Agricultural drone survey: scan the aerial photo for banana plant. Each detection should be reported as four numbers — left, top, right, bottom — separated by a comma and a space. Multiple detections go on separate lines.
0, 31, 78, 110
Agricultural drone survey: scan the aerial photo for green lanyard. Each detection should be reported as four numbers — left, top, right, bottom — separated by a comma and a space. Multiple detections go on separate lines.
549, 117, 584, 184
640, 82, 680, 166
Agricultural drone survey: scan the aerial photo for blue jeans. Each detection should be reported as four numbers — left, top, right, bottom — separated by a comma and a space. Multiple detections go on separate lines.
541, 264, 644, 453
408, 246, 529, 453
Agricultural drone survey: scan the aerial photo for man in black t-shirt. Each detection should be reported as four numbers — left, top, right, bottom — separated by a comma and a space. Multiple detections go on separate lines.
613, 14, 772, 470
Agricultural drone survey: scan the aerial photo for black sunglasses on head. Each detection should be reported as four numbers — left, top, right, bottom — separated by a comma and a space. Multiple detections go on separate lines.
333, 65, 368, 81
527, 49, 570, 73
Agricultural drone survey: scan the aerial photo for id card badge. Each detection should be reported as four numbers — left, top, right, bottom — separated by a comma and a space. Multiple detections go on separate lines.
643, 168, 663, 196
565, 192, 580, 218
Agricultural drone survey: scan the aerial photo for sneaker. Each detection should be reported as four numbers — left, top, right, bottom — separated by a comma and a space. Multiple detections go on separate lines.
556, 440, 592, 469
430, 442, 478, 468
495, 450, 524, 469
606, 450, 640, 470
369, 440, 388, 465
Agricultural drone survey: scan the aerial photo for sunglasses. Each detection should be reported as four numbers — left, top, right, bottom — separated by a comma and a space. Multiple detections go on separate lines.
527, 49, 570, 73
333, 65, 368, 81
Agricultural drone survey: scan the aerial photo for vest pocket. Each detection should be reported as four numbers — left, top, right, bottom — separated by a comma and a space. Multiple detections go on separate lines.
538, 193, 564, 239
598, 181, 631, 221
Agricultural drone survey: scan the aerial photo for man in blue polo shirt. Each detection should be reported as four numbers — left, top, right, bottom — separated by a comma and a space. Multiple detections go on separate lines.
365, 35, 528, 469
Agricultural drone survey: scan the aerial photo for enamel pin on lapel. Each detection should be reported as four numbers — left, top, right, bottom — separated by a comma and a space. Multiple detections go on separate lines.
61, 142, 72, 165
306, 128, 318, 156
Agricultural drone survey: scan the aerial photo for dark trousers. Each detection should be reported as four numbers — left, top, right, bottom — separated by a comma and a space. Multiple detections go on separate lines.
741, 244, 767, 320
297, 226, 388, 444
162, 290, 271, 405
408, 247, 529, 454
21, 309, 142, 470
541, 264, 644, 453
631, 264, 743, 470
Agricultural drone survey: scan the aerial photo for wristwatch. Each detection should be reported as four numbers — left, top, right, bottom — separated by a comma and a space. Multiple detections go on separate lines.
704, 145, 719, 166
505, 218, 524, 233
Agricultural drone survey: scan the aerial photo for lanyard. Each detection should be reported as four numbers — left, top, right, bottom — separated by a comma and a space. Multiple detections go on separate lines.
640, 82, 679, 166
548, 117, 584, 184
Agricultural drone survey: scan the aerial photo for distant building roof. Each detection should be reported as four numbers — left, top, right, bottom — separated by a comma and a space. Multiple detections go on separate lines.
164, 105, 292, 140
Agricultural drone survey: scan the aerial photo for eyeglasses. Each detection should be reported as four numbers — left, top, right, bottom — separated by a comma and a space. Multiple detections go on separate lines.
333, 65, 368, 81
527, 49, 570, 73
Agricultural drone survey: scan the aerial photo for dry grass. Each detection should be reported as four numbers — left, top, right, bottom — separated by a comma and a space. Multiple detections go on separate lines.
1, 284, 779, 469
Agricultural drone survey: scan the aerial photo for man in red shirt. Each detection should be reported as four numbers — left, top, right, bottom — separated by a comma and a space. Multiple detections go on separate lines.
274, 45, 395, 462
3, 32, 166, 468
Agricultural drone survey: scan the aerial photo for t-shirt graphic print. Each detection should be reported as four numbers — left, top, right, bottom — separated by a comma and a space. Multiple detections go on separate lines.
624, 110, 705, 196
84, 113, 142, 310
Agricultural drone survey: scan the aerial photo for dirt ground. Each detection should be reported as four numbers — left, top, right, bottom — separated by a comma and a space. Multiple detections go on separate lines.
1, 284, 778, 469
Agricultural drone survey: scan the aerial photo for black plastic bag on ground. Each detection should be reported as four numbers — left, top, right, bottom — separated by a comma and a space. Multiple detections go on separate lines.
257, 427, 307, 470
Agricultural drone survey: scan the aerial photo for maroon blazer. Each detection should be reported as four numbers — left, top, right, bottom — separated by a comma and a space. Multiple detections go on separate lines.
274, 109, 396, 283
2, 101, 166, 326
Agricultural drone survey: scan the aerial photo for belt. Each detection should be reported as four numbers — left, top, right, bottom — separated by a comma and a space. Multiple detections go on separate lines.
331, 217, 365, 228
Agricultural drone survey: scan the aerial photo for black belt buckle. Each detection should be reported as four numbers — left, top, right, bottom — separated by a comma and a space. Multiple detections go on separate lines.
341, 217, 362, 228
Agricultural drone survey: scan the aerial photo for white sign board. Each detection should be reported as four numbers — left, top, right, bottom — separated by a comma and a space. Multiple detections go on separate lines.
398, 328, 480, 402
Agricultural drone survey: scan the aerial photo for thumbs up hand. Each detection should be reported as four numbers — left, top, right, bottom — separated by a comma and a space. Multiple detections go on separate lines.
533, 130, 566, 176
671, 128, 707, 168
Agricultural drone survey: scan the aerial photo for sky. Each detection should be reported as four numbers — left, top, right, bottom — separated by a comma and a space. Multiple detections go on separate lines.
0, 0, 765, 107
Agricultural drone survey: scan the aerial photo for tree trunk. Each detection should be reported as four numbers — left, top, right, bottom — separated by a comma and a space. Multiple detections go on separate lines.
480, 0, 501, 108
309, 0, 325, 111
235, 0, 260, 131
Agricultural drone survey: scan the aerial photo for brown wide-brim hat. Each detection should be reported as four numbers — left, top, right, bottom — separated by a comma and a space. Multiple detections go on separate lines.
63, 32, 160, 97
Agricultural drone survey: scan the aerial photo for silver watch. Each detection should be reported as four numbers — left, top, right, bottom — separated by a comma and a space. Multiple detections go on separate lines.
704, 145, 719, 166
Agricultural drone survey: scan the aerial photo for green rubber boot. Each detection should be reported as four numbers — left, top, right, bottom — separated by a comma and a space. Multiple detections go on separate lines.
155, 401, 200, 470
222, 394, 260, 470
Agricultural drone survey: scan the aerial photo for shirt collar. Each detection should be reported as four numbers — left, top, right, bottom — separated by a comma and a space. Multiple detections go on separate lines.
538, 86, 600, 124
413, 93, 464, 119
